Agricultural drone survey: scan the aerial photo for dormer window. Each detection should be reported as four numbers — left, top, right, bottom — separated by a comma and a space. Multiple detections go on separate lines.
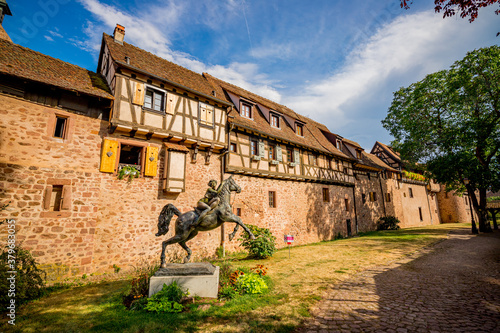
296, 124, 304, 136
241, 102, 252, 119
271, 114, 280, 128
144, 87, 165, 113
336, 140, 341, 149
356, 150, 362, 159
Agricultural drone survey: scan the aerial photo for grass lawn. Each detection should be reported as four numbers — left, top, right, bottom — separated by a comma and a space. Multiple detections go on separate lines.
1, 223, 470, 333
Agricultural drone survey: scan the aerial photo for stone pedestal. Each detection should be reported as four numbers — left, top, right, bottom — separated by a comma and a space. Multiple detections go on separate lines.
149, 262, 219, 298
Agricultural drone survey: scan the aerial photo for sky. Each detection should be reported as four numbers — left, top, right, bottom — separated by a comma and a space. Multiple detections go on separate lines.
3, 0, 499, 150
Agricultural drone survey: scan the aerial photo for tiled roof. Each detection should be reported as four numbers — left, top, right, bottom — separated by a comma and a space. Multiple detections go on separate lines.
103, 34, 219, 100
363, 152, 399, 172
164, 142, 189, 152
374, 141, 401, 162
0, 39, 112, 99
0, 25, 11, 42
203, 73, 350, 159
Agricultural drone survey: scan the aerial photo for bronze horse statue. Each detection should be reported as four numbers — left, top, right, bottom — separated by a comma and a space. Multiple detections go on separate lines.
156, 176, 255, 267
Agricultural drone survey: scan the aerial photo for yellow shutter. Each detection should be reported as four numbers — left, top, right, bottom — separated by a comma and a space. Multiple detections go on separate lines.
132, 82, 145, 105
100, 139, 118, 173
144, 146, 159, 177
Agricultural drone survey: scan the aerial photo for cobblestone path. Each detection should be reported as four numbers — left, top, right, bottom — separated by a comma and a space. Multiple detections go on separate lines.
297, 229, 500, 333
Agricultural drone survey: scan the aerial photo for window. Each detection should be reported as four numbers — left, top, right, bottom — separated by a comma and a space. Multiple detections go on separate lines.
344, 198, 350, 211
271, 114, 280, 128
409, 188, 414, 198
344, 166, 349, 174
269, 191, 276, 208
385, 193, 391, 202
241, 103, 252, 118
336, 140, 341, 149
322, 188, 330, 202
336, 160, 341, 170
419, 207, 423, 221
236, 208, 242, 216
250, 140, 258, 156
269, 145, 276, 160
296, 124, 304, 136
230, 143, 237, 152
356, 150, 362, 159
362, 193, 366, 204
370, 192, 377, 202
199, 102, 214, 126
119, 144, 143, 171
53, 116, 68, 139
144, 87, 165, 112
287, 148, 294, 163
465, 197, 468, 205
309, 154, 317, 166
49, 185, 63, 211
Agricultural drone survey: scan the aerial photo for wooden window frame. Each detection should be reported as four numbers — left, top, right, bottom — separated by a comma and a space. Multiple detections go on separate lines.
322, 188, 330, 202
370, 192, 377, 202
143, 86, 166, 113
41, 179, 72, 218
296, 124, 304, 136
230, 142, 237, 153
287, 148, 294, 163
198, 102, 215, 128
250, 140, 258, 156
53, 116, 68, 139
270, 114, 280, 129
118, 142, 146, 175
269, 191, 277, 208
241, 102, 252, 119
269, 145, 276, 160
47, 111, 74, 143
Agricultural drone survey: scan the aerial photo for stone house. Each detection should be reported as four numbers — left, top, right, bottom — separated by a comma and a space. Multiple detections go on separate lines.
0, 11, 473, 280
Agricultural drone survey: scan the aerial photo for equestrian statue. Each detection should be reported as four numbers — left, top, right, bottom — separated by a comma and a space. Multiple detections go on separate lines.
155, 176, 255, 267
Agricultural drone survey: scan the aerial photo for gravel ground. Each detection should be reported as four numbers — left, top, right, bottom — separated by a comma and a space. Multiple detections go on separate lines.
297, 228, 500, 333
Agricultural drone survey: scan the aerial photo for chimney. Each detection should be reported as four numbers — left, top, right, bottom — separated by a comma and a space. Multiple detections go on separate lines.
113, 24, 125, 44
0, 0, 12, 42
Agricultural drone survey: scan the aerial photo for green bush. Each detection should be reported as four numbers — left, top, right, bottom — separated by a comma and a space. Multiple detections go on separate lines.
236, 273, 268, 294
0, 245, 46, 311
239, 225, 276, 259
145, 281, 187, 313
376, 216, 401, 230
122, 265, 157, 309
219, 284, 240, 300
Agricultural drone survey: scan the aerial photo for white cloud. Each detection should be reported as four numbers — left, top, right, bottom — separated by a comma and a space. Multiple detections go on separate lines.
44, 35, 54, 42
282, 9, 499, 146
76, 0, 281, 101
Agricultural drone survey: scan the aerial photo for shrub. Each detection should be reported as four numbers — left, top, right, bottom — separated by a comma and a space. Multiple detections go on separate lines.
145, 281, 187, 313
376, 216, 401, 230
219, 284, 240, 300
122, 265, 157, 309
0, 245, 46, 311
236, 273, 268, 294
239, 225, 276, 259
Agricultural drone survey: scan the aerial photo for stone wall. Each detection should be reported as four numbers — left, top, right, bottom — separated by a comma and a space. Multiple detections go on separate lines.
353, 173, 386, 232
436, 186, 473, 223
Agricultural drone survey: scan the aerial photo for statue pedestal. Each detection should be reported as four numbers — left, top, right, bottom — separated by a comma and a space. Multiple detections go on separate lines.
149, 263, 219, 298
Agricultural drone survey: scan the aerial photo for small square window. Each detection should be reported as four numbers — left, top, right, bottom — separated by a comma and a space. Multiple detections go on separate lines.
230, 143, 237, 152
241, 103, 252, 118
144, 87, 165, 112
53, 116, 68, 139
370, 192, 377, 202
49, 185, 63, 211
236, 208, 242, 216
271, 114, 280, 128
296, 124, 303, 136
322, 188, 330, 202
269, 191, 276, 208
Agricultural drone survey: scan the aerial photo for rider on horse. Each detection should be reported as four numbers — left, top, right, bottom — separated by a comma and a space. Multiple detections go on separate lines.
195, 179, 221, 226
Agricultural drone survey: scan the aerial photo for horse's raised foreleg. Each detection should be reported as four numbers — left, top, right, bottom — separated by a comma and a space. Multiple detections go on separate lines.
179, 231, 198, 263
229, 224, 240, 241
160, 234, 185, 268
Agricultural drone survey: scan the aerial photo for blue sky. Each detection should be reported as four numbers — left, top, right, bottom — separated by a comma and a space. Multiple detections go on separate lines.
4, 0, 499, 150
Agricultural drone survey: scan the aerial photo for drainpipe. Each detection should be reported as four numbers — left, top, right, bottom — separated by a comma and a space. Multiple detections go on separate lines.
378, 172, 387, 217
352, 185, 358, 234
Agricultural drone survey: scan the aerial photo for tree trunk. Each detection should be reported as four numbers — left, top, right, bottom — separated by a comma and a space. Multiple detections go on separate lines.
467, 186, 492, 233
491, 210, 498, 230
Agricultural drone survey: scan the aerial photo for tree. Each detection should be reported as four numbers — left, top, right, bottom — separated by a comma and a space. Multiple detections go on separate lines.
382, 46, 500, 233
401, 0, 500, 22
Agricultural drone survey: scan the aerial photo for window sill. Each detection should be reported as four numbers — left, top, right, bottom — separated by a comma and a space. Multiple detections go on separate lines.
198, 121, 215, 129
142, 107, 165, 115
251, 155, 261, 161
40, 211, 71, 218
270, 160, 279, 165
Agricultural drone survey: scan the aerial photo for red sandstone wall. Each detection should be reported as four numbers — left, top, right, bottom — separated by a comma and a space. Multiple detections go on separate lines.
354, 173, 385, 232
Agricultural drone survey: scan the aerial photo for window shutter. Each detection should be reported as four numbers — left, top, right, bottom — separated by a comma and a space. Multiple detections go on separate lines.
294, 149, 300, 164
207, 107, 213, 125
61, 186, 72, 210
100, 139, 119, 173
144, 146, 159, 177
132, 82, 145, 105
258, 141, 265, 159
43, 185, 53, 210
276, 145, 282, 162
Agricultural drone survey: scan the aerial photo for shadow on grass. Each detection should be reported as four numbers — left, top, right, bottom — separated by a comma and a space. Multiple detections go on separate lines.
2, 279, 290, 333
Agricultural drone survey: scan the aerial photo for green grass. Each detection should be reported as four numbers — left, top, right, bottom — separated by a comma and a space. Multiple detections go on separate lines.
1, 223, 470, 333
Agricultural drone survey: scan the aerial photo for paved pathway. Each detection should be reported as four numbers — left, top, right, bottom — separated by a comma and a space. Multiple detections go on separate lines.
297, 229, 500, 333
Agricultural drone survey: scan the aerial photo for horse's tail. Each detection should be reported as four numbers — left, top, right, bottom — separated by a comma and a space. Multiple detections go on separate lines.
155, 203, 181, 237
